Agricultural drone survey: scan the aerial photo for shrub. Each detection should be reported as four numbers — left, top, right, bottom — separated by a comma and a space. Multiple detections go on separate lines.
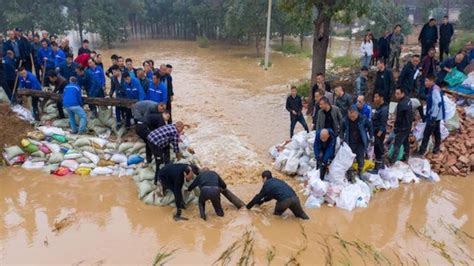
259, 58, 273, 68
196, 36, 209, 48
292, 80, 311, 98
450, 32, 474, 55
331, 55, 360, 68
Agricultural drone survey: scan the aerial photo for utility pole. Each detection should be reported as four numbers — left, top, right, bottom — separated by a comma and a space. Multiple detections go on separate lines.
264, 0, 272, 70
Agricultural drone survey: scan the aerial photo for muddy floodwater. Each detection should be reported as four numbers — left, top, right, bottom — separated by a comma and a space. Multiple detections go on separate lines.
1, 40, 473, 265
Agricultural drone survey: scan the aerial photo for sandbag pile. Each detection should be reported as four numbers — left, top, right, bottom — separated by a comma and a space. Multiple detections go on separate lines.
269, 131, 441, 211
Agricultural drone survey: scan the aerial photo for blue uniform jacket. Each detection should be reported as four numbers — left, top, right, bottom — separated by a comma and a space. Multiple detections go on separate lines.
89, 66, 105, 88
53, 49, 66, 68
58, 61, 78, 81
125, 77, 145, 100
62, 83, 83, 107
37, 47, 55, 68
3, 56, 17, 81
19, 71, 42, 90
146, 80, 168, 103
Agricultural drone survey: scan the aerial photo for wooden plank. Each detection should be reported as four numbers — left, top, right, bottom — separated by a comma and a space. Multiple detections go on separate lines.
443, 88, 474, 99
16, 89, 138, 107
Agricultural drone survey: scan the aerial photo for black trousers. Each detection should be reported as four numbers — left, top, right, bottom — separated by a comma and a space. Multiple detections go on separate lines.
56, 101, 65, 119
374, 131, 386, 161
116, 107, 132, 128
167, 100, 172, 123
419, 120, 441, 154
31, 96, 40, 121
421, 42, 435, 58
150, 143, 171, 183
135, 123, 152, 163
390, 130, 410, 163
274, 196, 309, 220
439, 41, 450, 62
290, 114, 309, 137
317, 160, 329, 181
199, 186, 224, 219
2, 80, 14, 103
349, 142, 365, 173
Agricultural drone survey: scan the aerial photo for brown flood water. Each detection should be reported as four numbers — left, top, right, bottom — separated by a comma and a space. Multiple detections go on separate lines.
1, 40, 473, 265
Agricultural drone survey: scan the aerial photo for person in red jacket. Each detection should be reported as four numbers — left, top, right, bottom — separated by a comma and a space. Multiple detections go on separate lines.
74, 52, 90, 68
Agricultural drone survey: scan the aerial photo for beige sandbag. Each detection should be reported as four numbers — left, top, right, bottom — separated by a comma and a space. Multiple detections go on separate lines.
73, 137, 91, 147
48, 152, 64, 164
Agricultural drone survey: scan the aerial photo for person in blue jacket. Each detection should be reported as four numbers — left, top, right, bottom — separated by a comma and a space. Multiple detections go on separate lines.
58, 53, 78, 81
146, 72, 167, 104
352, 95, 372, 120
314, 128, 336, 180
18, 67, 42, 121
123, 72, 145, 129
75, 65, 97, 115
2, 50, 17, 103
62, 77, 87, 134
37, 39, 54, 86
87, 58, 105, 117
51, 41, 65, 69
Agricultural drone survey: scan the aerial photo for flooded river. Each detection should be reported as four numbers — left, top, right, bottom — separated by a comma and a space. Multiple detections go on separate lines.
1, 40, 473, 265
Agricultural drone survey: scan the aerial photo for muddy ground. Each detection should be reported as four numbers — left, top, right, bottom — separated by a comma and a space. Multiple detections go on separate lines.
1, 40, 473, 265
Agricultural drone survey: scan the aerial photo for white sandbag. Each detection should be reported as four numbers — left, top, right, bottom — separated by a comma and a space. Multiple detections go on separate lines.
325, 182, 345, 205
408, 157, 431, 179
61, 159, 79, 171
43, 142, 61, 153
79, 163, 96, 168
30, 157, 47, 162
48, 152, 64, 164
443, 95, 456, 120
42, 164, 59, 174
285, 140, 299, 151
90, 137, 108, 148
305, 195, 324, 208
378, 168, 400, 188
136, 167, 155, 182
361, 173, 391, 190
105, 142, 119, 150
44, 104, 57, 114
137, 180, 156, 199
90, 166, 114, 176
327, 143, 355, 183
64, 150, 82, 160
38, 126, 65, 136
180, 135, 190, 150
40, 113, 58, 121
283, 150, 301, 174
444, 112, 460, 131
83, 151, 100, 165
11, 104, 35, 122
118, 142, 134, 154
269, 146, 279, 158
439, 121, 449, 140
297, 162, 310, 176
76, 157, 91, 164
52, 119, 70, 128
73, 137, 91, 147
308, 171, 328, 198
111, 153, 128, 164
273, 152, 289, 170
78, 146, 96, 153
31, 151, 46, 158
293, 131, 308, 148
336, 179, 371, 211
3, 146, 25, 160
381, 161, 419, 184
130, 142, 145, 153
22, 160, 45, 169
465, 104, 474, 119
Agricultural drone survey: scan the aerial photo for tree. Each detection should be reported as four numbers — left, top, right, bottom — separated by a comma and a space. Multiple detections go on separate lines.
276, 0, 313, 49
458, 4, 474, 30
86, 0, 127, 48
282, 0, 370, 82
65, 0, 88, 42
365, 0, 412, 38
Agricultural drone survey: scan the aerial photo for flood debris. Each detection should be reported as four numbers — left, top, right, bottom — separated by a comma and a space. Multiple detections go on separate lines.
266, 246, 275, 266
152, 247, 178, 266
285, 224, 308, 266
214, 231, 254, 266
52, 214, 76, 233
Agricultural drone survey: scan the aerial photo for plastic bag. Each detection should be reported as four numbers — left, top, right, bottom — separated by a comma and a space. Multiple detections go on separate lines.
52, 167, 73, 176
21, 139, 31, 147
24, 143, 39, 154
128, 154, 144, 165
361, 173, 390, 190
308, 175, 328, 198
22, 160, 45, 169
27, 131, 45, 141
444, 112, 460, 131
3, 146, 24, 160
388, 144, 404, 161
38, 145, 51, 154
61, 159, 79, 171
75, 167, 92, 176
327, 143, 355, 183
51, 134, 68, 143
11, 104, 35, 122
382, 161, 419, 184
444, 68, 467, 86
83, 151, 99, 165
305, 195, 324, 208
43, 142, 61, 153
111, 154, 128, 164
90, 167, 114, 176
38, 126, 65, 136
336, 179, 371, 211
325, 182, 345, 205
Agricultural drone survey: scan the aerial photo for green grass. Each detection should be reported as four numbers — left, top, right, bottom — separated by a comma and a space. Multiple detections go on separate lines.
259, 58, 273, 68
450, 32, 474, 55
196, 36, 210, 48
330, 55, 360, 68
274, 43, 312, 58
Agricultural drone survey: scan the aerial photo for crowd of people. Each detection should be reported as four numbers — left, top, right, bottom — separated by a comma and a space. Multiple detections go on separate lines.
0, 28, 311, 221
287, 18, 474, 182
358, 16, 467, 70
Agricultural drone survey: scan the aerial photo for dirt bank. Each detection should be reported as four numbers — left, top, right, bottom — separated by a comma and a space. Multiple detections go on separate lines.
0, 103, 33, 150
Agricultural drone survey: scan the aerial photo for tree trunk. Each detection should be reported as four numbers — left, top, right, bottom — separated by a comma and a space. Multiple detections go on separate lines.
256, 35, 261, 56
75, 0, 84, 43
300, 33, 304, 50
311, 7, 331, 84
281, 33, 285, 46
347, 24, 352, 56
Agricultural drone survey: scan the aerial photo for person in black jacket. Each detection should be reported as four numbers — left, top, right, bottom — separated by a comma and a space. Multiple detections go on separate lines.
439, 16, 454, 61
77, 39, 91, 56
419, 18, 438, 58
47, 71, 68, 119
158, 163, 200, 221
397, 55, 421, 96
186, 170, 227, 220
378, 31, 390, 64
307, 72, 331, 116
334, 86, 353, 118
247, 170, 309, 220
286, 86, 309, 137
135, 111, 170, 164
371, 92, 389, 171
389, 88, 413, 164
2, 50, 17, 102
374, 60, 393, 103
